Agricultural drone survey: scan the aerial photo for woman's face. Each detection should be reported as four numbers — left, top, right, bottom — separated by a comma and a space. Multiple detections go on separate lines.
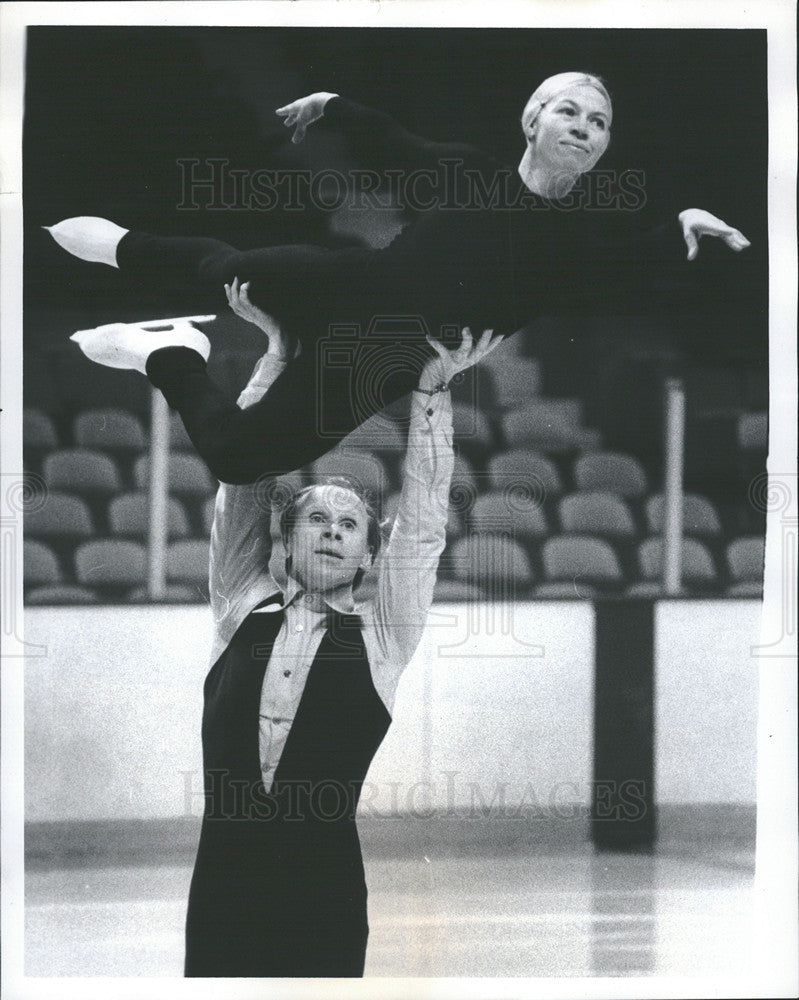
287, 485, 373, 594
529, 84, 611, 175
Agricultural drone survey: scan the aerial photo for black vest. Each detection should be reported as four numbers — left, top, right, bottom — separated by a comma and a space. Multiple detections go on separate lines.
185, 598, 389, 976
197, 597, 392, 852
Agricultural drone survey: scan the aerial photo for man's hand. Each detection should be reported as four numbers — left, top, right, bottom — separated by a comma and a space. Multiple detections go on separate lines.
419, 327, 504, 391
225, 277, 297, 361
275, 92, 339, 144
678, 208, 751, 261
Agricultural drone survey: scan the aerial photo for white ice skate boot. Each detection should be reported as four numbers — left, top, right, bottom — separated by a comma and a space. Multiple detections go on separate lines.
45, 217, 129, 267
70, 318, 213, 375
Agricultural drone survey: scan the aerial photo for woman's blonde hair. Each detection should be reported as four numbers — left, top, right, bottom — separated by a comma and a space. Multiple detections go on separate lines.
521, 72, 612, 136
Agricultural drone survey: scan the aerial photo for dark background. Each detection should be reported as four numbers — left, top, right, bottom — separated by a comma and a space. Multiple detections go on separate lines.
22, 26, 769, 470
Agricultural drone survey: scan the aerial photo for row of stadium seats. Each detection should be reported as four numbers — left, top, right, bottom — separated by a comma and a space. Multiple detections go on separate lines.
25, 488, 739, 546
24, 396, 603, 467
29, 443, 663, 504
24, 403, 767, 464
24, 534, 765, 604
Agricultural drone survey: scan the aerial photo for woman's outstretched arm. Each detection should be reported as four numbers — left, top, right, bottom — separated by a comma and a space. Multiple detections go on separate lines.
277, 92, 488, 177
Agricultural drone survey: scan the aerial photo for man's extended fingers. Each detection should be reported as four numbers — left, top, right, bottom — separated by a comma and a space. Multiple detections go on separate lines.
475, 328, 494, 352
458, 326, 474, 351
425, 333, 448, 358
483, 334, 505, 357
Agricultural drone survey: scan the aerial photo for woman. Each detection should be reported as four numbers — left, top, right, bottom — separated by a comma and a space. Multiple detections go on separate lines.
93, 275, 500, 974
52, 72, 750, 481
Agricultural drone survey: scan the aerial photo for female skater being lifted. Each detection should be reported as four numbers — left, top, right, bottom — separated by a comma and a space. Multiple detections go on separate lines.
50, 72, 750, 481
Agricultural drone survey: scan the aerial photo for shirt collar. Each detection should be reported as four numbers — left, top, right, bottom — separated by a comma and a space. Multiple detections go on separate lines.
281, 575, 360, 616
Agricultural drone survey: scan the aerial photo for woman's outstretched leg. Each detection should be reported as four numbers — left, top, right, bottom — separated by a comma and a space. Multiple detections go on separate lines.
46, 217, 379, 345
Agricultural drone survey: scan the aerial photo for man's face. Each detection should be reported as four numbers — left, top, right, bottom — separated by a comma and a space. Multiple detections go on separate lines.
286, 485, 373, 594
531, 83, 611, 175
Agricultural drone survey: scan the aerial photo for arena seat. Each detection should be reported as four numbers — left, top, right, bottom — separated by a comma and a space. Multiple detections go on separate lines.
432, 578, 488, 602
500, 399, 586, 452
726, 537, 765, 590
573, 451, 648, 499
109, 492, 190, 540
43, 449, 123, 499
23, 408, 58, 452
637, 537, 717, 587
479, 351, 542, 408
541, 535, 624, 589
726, 580, 764, 597
449, 533, 534, 598
73, 409, 147, 454
24, 539, 62, 587
533, 580, 598, 599
27, 584, 99, 605
644, 493, 723, 538
25, 492, 95, 542
502, 408, 602, 455
167, 539, 211, 585
624, 581, 690, 598
128, 583, 201, 603
487, 450, 564, 500
74, 539, 147, 588
558, 492, 637, 539
134, 453, 217, 498
737, 411, 768, 451
469, 491, 548, 541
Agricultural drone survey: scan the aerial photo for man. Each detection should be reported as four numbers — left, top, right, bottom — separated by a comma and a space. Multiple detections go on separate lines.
70, 292, 501, 976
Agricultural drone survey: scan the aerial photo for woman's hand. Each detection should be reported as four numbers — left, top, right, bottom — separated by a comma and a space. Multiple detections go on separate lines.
275, 92, 338, 144
678, 208, 751, 261
419, 327, 504, 392
225, 278, 297, 361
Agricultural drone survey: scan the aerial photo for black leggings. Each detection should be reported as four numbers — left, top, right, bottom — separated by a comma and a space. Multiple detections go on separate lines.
121, 230, 439, 482
118, 229, 412, 348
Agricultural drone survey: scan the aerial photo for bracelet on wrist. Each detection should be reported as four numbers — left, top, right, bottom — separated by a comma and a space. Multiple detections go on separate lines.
414, 381, 450, 396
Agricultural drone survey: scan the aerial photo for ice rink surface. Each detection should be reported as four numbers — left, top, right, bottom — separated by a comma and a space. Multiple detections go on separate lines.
26, 845, 754, 979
